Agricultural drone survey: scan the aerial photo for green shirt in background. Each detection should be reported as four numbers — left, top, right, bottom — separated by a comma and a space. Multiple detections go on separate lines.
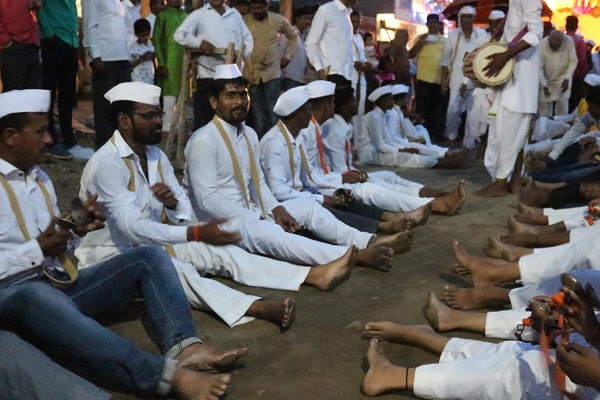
37, 0, 78, 48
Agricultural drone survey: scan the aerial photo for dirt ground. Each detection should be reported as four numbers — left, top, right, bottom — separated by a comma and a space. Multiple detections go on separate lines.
44, 100, 517, 400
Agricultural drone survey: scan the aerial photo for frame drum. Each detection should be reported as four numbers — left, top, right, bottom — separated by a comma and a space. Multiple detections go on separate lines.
473, 42, 515, 87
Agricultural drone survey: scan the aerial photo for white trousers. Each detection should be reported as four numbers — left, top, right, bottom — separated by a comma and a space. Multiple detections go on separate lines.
413, 338, 584, 399
484, 106, 532, 180
401, 142, 448, 158
374, 151, 438, 169
465, 87, 493, 148
518, 230, 600, 286
366, 170, 424, 197
544, 206, 589, 231
538, 99, 569, 118
319, 174, 431, 212
445, 88, 473, 141
531, 117, 570, 143
172, 242, 310, 326
221, 198, 371, 266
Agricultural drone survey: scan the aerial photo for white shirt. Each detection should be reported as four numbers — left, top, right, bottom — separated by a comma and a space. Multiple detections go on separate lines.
0, 160, 59, 281
130, 41, 155, 84
538, 35, 578, 102
441, 27, 489, 90
184, 117, 280, 223
76, 131, 190, 266
173, 5, 253, 79
280, 25, 307, 83
82, 0, 129, 61
259, 121, 325, 203
357, 107, 397, 164
497, 0, 543, 113
548, 112, 600, 160
321, 114, 354, 173
305, 0, 354, 80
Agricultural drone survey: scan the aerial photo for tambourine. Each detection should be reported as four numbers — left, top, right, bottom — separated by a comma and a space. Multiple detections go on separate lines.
472, 42, 516, 87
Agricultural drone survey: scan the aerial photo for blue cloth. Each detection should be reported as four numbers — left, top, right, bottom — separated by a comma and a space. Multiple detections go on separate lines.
0, 330, 110, 400
0, 246, 198, 397
249, 78, 281, 137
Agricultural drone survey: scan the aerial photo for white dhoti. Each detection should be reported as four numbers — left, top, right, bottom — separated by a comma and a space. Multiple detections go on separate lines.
221, 198, 371, 266
465, 87, 493, 148
518, 233, 600, 286
413, 338, 582, 399
445, 88, 473, 141
484, 105, 533, 180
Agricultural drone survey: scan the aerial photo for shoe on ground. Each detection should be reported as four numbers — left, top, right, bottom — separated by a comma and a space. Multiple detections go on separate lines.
68, 144, 95, 160
48, 143, 73, 160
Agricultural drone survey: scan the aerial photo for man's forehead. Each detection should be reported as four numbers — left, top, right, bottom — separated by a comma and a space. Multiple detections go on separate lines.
221, 84, 249, 93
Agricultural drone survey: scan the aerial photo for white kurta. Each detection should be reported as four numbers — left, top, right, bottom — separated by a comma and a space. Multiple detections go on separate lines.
184, 117, 372, 266
351, 32, 367, 118
357, 107, 438, 168
386, 107, 448, 158
538, 35, 578, 117
77, 131, 310, 327
298, 120, 431, 211
441, 27, 489, 141
484, 0, 543, 180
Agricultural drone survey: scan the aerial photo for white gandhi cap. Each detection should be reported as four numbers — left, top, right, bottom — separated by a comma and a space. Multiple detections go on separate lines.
391, 84, 410, 96
214, 64, 243, 80
306, 80, 336, 99
0, 89, 51, 119
273, 86, 310, 117
104, 82, 161, 105
368, 85, 394, 103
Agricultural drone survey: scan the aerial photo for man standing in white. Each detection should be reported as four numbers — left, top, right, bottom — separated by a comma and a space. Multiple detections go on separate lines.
440, 6, 488, 146
184, 64, 396, 270
538, 30, 578, 117
173, 0, 253, 129
475, 0, 543, 197
350, 9, 368, 118
305, 0, 357, 87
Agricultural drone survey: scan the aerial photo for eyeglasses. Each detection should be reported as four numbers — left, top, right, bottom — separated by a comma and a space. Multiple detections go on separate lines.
132, 111, 164, 121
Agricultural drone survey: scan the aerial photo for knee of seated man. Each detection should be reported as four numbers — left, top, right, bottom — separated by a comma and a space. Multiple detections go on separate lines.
117, 246, 176, 275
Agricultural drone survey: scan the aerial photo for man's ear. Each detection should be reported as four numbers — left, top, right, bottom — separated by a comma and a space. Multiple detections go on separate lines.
116, 112, 132, 130
209, 96, 218, 111
0, 127, 22, 147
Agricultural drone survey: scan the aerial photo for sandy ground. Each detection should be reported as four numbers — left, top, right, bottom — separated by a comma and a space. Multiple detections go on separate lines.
43, 100, 518, 399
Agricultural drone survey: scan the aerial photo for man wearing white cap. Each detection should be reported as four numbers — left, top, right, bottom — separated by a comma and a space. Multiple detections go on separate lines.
0, 89, 244, 399
300, 80, 453, 216
357, 85, 464, 169
77, 82, 357, 329
441, 6, 488, 145
538, 30, 578, 117
475, 0, 543, 197
174, 0, 253, 129
259, 87, 417, 258
185, 64, 400, 271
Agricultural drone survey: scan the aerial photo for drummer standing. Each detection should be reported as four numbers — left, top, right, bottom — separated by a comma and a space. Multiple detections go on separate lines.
474, 0, 543, 197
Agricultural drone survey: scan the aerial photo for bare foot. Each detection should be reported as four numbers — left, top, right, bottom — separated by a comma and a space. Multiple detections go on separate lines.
507, 214, 543, 234
404, 203, 431, 226
500, 231, 538, 248
174, 343, 248, 372
363, 322, 434, 344
362, 339, 408, 396
517, 202, 544, 215
378, 217, 413, 234
430, 179, 467, 215
305, 246, 355, 291
453, 240, 516, 287
512, 212, 549, 225
519, 186, 551, 207
357, 246, 395, 271
474, 180, 507, 197
442, 284, 509, 309
369, 231, 414, 255
487, 236, 532, 262
171, 367, 231, 400
433, 150, 464, 169
246, 298, 296, 330
580, 182, 600, 200
422, 292, 460, 331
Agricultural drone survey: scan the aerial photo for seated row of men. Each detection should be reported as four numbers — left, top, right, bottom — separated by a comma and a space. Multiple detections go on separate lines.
0, 64, 468, 398
359, 194, 600, 398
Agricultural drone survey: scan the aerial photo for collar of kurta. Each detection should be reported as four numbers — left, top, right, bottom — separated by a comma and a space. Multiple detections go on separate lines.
333, 0, 352, 14
333, 113, 352, 131
206, 4, 235, 17
0, 157, 42, 183
110, 130, 159, 162
123, 0, 140, 10
214, 116, 246, 138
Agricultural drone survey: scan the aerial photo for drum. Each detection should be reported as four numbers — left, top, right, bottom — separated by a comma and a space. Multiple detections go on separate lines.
472, 42, 515, 87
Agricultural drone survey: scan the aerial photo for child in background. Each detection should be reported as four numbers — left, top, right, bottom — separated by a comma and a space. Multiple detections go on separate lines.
130, 19, 155, 84
363, 32, 381, 69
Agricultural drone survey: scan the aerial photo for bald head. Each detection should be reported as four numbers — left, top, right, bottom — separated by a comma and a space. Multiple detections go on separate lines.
548, 30, 564, 52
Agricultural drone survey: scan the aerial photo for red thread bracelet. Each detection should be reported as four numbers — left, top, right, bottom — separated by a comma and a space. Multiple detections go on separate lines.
193, 225, 201, 242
